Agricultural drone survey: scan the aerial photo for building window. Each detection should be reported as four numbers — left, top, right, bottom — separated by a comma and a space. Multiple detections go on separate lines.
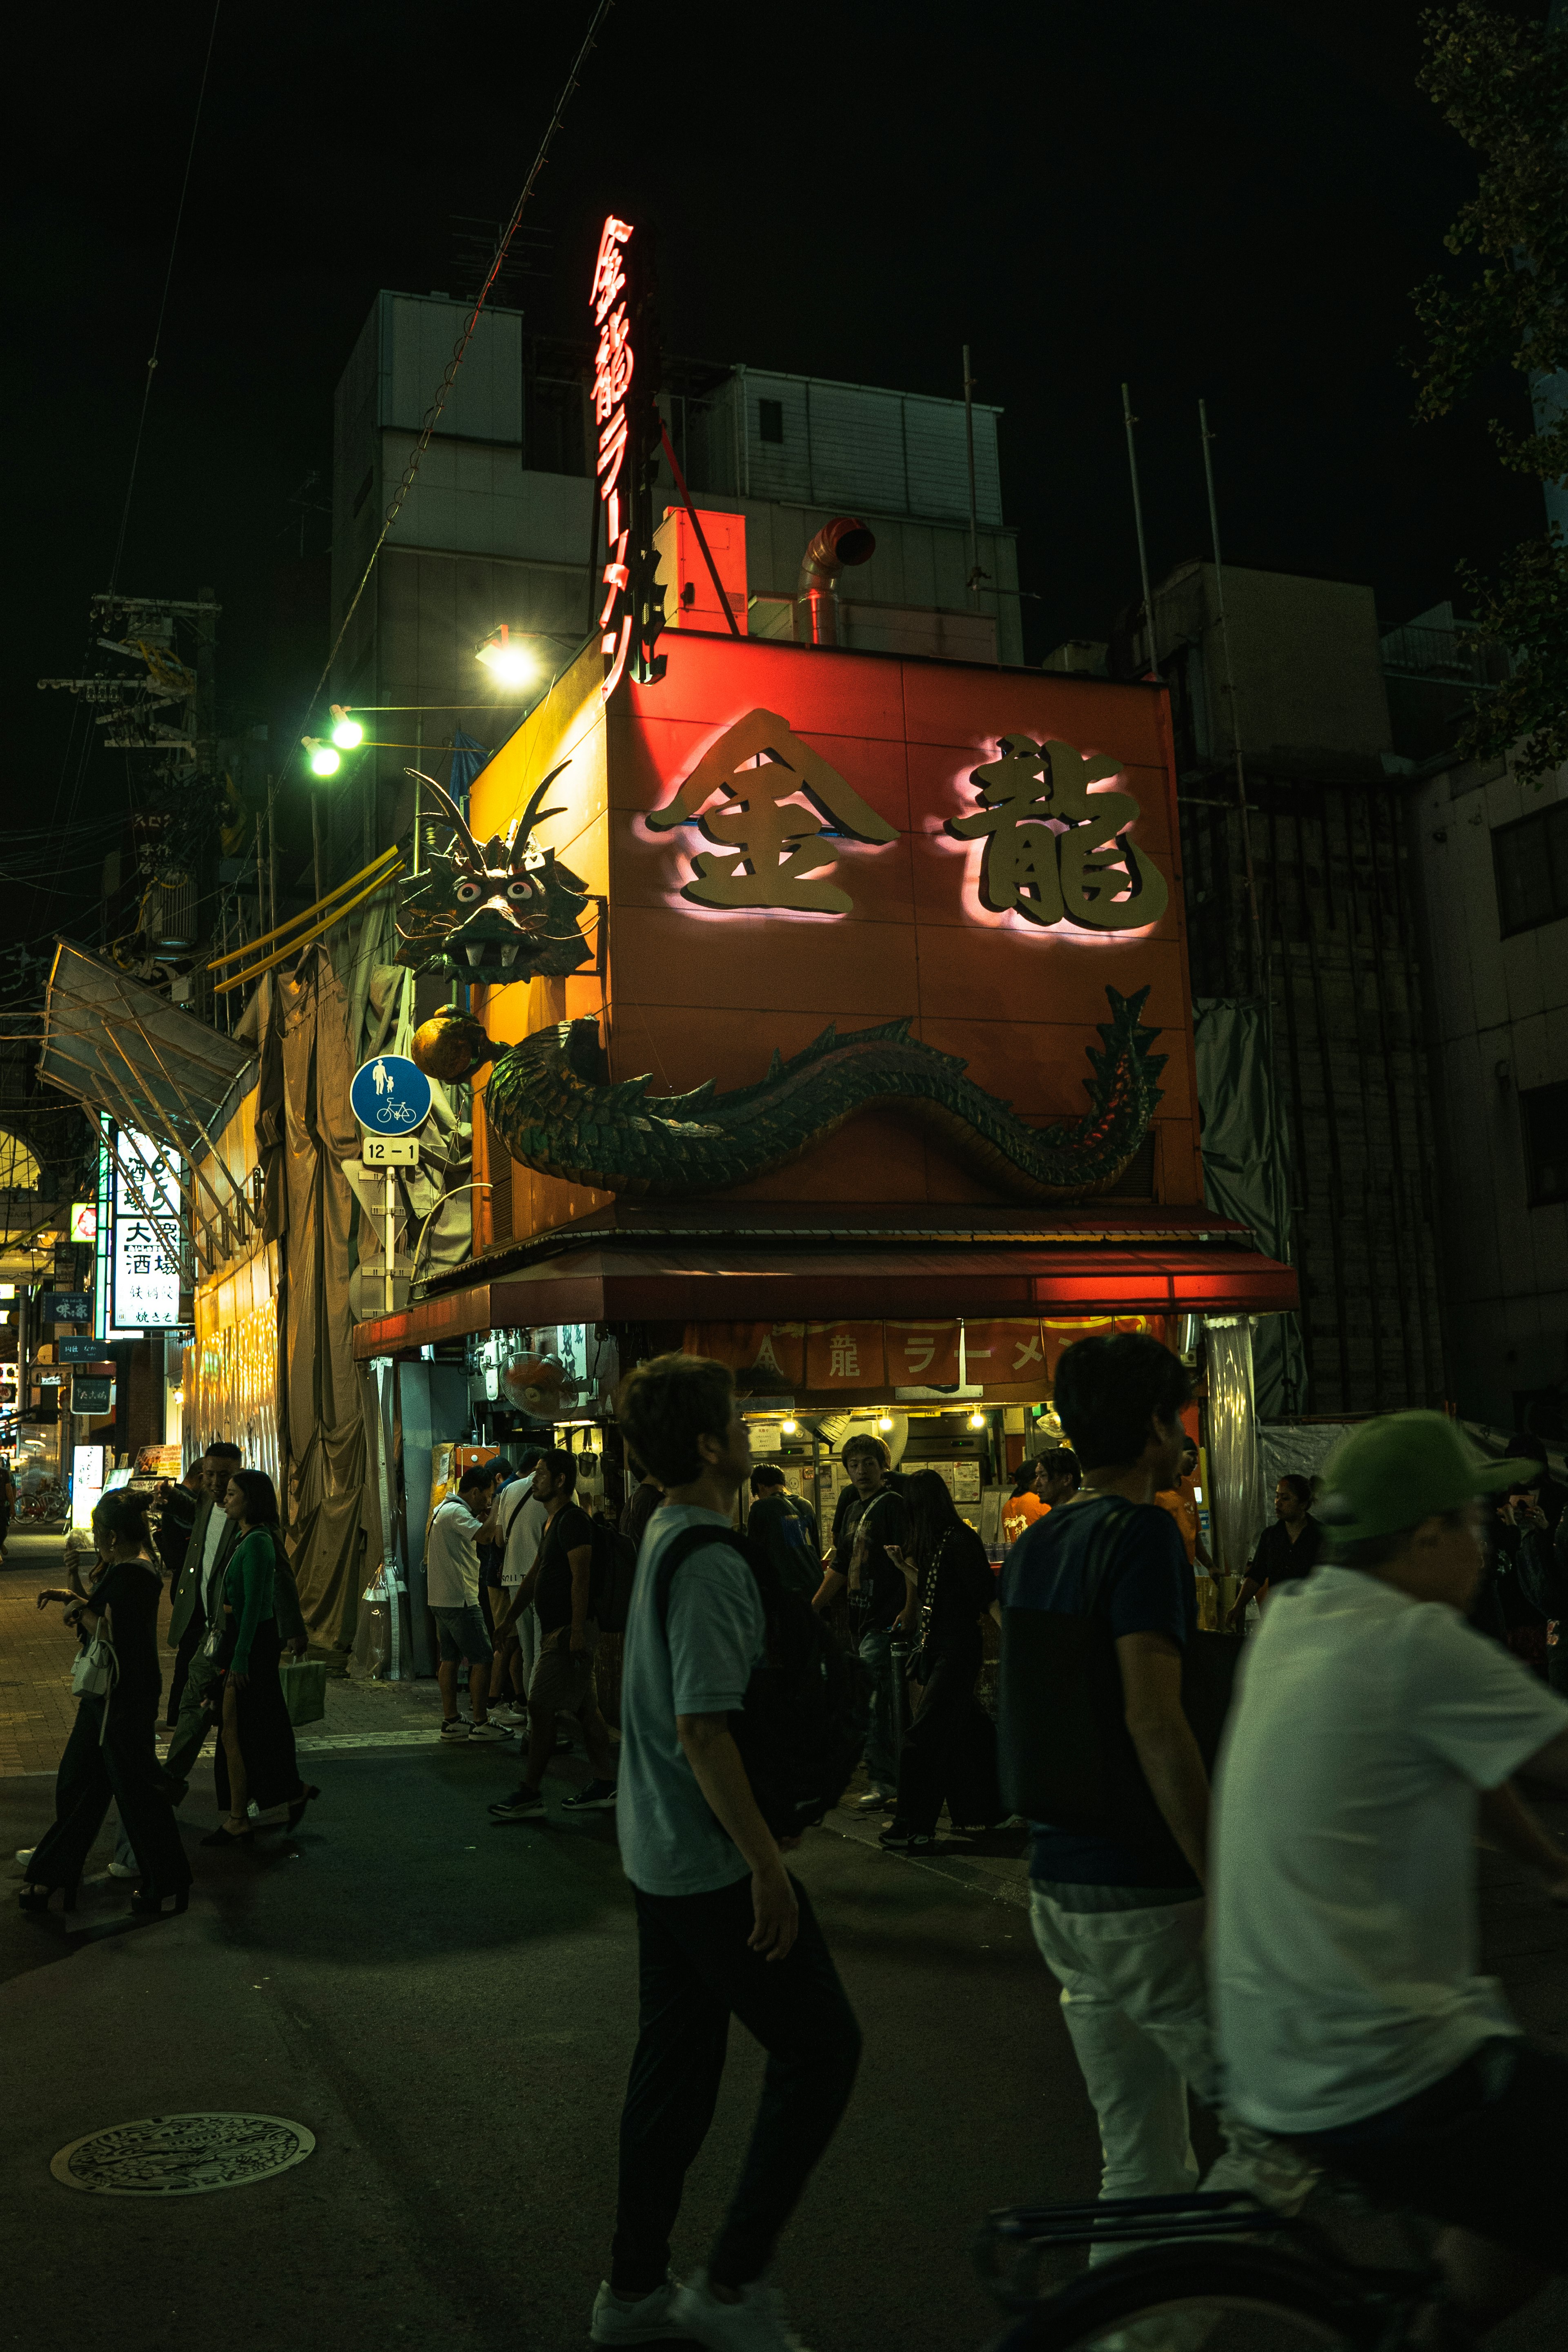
1493, 799, 1568, 936
1523, 1080, 1568, 1209
757, 398, 785, 445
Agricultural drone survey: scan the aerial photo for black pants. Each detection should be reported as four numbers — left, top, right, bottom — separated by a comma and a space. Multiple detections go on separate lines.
895, 1645, 996, 1834
1291, 2035, 1568, 2269
28, 1692, 192, 1898
166, 1614, 205, 1726
611, 1872, 862, 2294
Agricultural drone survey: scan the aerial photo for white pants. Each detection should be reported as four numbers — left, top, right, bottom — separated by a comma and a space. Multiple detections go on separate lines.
1029, 1886, 1274, 2241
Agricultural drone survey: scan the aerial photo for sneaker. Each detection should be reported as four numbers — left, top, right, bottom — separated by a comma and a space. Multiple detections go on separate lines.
466, 1719, 514, 1743
589, 2275, 686, 2344
668, 2271, 811, 2350
492, 1701, 529, 1725
878, 1824, 937, 1853
561, 1778, 617, 1812
13, 1847, 35, 1865
439, 1719, 470, 1742
488, 1787, 545, 1822
107, 1859, 140, 1880
853, 1790, 895, 1814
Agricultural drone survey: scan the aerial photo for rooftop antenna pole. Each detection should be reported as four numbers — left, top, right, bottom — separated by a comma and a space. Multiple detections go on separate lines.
962, 346, 981, 609
1198, 397, 1262, 972
1120, 383, 1159, 678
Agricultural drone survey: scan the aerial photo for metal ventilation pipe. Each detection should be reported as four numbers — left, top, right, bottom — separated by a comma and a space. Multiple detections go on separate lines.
797, 517, 876, 647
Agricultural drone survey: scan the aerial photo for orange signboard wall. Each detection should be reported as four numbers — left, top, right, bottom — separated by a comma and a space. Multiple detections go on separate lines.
468, 631, 1201, 1250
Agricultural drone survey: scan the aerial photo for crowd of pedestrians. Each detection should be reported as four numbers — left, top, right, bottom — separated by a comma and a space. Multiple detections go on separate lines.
15, 1333, 1568, 2349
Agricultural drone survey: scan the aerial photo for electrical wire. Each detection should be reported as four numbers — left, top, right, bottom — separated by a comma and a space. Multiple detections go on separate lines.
105, 0, 223, 601
292, 0, 615, 764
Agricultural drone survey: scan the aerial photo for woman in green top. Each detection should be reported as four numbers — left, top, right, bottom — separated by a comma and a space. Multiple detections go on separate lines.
204, 1470, 318, 1847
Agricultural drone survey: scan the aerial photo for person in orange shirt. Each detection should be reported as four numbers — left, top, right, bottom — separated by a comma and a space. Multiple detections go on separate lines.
1156, 1438, 1214, 1570
1002, 1449, 1081, 1548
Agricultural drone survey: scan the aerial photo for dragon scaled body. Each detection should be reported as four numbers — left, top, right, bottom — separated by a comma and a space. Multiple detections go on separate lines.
415, 988, 1165, 1203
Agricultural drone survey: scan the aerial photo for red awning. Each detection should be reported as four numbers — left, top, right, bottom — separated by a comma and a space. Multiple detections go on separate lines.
352, 1239, 1298, 1360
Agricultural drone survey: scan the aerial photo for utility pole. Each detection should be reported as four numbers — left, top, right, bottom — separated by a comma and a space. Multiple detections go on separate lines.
1121, 385, 1159, 678
1198, 399, 1263, 982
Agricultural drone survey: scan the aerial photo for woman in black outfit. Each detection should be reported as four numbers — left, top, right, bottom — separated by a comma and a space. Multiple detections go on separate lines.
21, 1490, 192, 1917
204, 1469, 317, 1848
878, 1468, 1002, 1853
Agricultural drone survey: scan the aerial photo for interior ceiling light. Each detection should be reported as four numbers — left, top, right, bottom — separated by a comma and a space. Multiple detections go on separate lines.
780, 1417, 797, 1435
476, 622, 537, 689
876, 1413, 893, 1432
968, 1409, 986, 1429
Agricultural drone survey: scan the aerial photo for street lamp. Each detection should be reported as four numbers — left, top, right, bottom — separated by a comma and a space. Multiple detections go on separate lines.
304, 740, 341, 778
330, 704, 364, 749
476, 623, 537, 689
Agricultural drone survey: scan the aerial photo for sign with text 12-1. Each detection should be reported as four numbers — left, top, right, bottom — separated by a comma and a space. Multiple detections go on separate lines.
350, 1053, 431, 1135
111, 1129, 182, 1332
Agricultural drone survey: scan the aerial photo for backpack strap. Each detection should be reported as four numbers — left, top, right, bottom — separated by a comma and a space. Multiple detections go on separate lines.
653, 1525, 755, 1632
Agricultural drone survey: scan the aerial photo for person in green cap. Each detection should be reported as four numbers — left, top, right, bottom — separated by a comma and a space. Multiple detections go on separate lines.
1212, 1410, 1568, 2334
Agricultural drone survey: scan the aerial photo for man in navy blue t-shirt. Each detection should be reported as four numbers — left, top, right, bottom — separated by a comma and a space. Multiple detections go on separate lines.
1002, 1332, 1268, 2218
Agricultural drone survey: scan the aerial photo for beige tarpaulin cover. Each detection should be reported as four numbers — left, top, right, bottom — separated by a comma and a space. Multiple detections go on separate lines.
271, 943, 379, 1650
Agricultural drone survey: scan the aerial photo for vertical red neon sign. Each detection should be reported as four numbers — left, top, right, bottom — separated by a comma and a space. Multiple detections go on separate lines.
591, 214, 635, 701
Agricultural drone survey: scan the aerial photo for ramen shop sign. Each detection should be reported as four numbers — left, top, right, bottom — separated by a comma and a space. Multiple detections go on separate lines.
591, 215, 636, 701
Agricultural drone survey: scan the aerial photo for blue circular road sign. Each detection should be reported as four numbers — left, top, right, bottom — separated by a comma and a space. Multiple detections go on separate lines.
350, 1053, 432, 1134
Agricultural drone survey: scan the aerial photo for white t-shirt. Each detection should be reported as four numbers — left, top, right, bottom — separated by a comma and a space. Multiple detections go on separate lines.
1212, 1565, 1568, 2134
498, 1485, 546, 1591
426, 1498, 481, 1609
201, 1499, 230, 1615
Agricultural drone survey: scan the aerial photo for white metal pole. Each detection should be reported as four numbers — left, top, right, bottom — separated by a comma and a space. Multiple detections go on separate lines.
385, 1168, 396, 1316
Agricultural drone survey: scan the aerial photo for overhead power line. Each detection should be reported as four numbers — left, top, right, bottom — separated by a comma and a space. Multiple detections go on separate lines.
105, 0, 223, 599
301, 0, 615, 744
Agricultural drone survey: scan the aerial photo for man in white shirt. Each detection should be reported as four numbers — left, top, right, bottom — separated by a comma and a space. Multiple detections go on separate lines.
428, 1467, 513, 1744
1213, 1411, 1568, 2336
487, 1448, 546, 1722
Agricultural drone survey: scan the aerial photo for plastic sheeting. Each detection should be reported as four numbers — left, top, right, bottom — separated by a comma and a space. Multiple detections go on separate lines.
1205, 1318, 1262, 1581
1192, 997, 1306, 1419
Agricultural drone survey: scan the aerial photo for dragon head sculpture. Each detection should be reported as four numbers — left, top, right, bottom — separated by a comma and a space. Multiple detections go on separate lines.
396, 764, 596, 983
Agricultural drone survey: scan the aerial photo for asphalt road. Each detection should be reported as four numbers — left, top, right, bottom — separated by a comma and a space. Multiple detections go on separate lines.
9, 1732, 1568, 2352
1, 1738, 1098, 2352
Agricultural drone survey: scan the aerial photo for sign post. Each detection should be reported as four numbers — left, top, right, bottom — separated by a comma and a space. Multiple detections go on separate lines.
349, 1054, 432, 1319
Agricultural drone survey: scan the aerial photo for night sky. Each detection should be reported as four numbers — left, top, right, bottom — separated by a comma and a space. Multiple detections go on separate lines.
9, 0, 1543, 961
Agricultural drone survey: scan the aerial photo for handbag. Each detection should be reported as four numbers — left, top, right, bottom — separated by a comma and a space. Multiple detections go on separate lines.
278, 1657, 327, 1728
71, 1607, 119, 1745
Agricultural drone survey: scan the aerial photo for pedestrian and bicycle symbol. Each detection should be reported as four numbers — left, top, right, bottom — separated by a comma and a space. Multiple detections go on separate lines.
350, 1052, 432, 1134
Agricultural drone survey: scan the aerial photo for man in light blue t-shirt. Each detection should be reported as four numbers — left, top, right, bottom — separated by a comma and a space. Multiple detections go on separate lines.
589, 1355, 861, 2352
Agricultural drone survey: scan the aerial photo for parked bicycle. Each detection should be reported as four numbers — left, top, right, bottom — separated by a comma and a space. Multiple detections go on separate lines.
974, 2187, 1471, 2351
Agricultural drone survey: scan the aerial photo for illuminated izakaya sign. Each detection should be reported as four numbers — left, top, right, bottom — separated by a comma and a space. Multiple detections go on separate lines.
111, 1129, 183, 1331
591, 214, 637, 701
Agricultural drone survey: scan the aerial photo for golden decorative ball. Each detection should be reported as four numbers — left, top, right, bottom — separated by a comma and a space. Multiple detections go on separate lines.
411, 1010, 495, 1083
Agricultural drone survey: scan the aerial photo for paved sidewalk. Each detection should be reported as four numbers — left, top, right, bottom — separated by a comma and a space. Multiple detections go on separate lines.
0, 1534, 448, 1778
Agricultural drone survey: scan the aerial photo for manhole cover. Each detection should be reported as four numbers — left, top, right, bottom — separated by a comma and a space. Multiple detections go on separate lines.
51, 2112, 316, 2196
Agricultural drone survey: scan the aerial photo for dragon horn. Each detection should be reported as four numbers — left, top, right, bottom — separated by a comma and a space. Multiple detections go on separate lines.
510, 761, 572, 861
406, 767, 482, 868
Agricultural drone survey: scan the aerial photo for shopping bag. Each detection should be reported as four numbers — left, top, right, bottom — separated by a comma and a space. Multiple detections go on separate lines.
279, 1658, 328, 1728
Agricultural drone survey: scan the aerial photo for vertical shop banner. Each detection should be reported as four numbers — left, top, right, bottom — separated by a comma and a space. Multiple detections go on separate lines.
886, 1320, 962, 1387
804, 1322, 888, 1389
111, 1128, 182, 1331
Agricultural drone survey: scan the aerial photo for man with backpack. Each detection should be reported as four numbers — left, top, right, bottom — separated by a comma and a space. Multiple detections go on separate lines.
488, 1448, 618, 1819
746, 1464, 820, 1598
999, 1331, 1266, 2218
589, 1353, 861, 2352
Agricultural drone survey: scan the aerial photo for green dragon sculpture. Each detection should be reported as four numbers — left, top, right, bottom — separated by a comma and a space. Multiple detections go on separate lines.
412, 987, 1165, 1203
